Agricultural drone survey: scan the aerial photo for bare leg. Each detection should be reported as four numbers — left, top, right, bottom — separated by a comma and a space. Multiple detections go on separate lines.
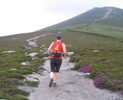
49, 72, 54, 87
53, 72, 59, 83
50, 72, 54, 79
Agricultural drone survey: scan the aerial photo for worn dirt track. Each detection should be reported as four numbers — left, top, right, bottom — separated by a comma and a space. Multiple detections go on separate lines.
27, 57, 123, 100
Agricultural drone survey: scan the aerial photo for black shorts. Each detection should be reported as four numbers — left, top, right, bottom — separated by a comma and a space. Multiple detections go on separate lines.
50, 58, 62, 72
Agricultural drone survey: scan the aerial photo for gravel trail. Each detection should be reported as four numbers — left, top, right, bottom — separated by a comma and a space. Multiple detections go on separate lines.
27, 57, 123, 100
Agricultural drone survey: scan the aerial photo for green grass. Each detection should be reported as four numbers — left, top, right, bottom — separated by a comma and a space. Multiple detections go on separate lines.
77, 24, 123, 39
25, 81, 39, 87
1, 6, 123, 96
0, 87, 29, 100
37, 30, 123, 91
0, 46, 46, 98
0, 27, 123, 97
51, 24, 123, 40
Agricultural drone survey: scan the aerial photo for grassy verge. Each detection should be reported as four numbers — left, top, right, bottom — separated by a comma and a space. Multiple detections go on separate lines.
37, 30, 123, 93
0, 45, 48, 99
0, 28, 123, 98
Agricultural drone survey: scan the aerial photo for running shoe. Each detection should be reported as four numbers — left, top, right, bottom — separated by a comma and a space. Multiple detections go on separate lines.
49, 78, 53, 87
53, 83, 57, 87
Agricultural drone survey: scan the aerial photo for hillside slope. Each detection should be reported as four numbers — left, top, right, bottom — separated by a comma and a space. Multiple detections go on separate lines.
39, 7, 123, 39
42, 7, 123, 29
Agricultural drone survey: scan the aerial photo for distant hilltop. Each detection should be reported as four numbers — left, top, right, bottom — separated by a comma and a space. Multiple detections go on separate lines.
40, 6, 123, 31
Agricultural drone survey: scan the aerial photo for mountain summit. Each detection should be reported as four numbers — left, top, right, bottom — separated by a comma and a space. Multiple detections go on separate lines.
39, 7, 123, 39
42, 7, 123, 30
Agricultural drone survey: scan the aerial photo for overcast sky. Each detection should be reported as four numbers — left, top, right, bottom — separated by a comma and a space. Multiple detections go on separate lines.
0, 0, 123, 37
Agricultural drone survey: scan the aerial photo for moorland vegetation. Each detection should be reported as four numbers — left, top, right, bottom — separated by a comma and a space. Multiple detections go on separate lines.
0, 6, 123, 99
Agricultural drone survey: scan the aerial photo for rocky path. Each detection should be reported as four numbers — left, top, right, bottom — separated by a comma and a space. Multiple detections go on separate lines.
95, 7, 112, 22
102, 7, 112, 19
28, 57, 123, 100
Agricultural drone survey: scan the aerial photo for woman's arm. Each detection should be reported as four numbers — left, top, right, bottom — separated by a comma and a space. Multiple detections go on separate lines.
62, 43, 67, 58
47, 42, 54, 54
